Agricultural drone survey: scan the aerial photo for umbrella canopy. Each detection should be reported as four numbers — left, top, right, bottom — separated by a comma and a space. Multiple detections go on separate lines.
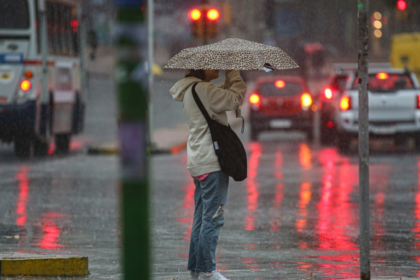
162, 37, 299, 71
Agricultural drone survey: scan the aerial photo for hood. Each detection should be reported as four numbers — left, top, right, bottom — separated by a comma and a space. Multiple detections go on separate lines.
169, 77, 202, 102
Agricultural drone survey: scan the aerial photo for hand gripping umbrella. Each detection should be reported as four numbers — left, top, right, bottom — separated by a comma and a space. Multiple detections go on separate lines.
163, 37, 299, 71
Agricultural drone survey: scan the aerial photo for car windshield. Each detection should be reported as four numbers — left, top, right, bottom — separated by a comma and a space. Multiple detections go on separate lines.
0, 0, 30, 30
351, 73, 415, 93
258, 81, 304, 97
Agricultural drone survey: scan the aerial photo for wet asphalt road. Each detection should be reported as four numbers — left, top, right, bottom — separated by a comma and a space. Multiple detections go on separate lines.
0, 75, 121, 279
152, 132, 420, 280
1, 74, 420, 279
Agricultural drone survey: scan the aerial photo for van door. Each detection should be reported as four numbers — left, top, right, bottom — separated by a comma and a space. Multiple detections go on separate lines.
52, 61, 74, 134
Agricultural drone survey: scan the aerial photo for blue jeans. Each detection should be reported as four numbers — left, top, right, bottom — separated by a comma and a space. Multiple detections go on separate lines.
187, 171, 229, 272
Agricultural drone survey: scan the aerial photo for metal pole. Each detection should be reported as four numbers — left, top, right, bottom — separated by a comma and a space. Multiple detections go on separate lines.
313, 100, 321, 146
78, 5, 87, 96
39, 0, 48, 113
202, 0, 208, 45
147, 0, 155, 147
246, 0, 255, 40
224, 0, 231, 37
357, 0, 370, 279
114, 0, 150, 279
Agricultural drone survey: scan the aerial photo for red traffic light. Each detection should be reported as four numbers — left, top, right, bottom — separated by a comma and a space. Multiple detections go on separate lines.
207, 9, 220, 21
189, 9, 202, 21
397, 0, 407, 11
71, 19, 78, 28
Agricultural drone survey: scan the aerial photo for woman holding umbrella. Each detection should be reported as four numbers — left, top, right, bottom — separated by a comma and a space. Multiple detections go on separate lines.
170, 69, 247, 280
165, 37, 298, 280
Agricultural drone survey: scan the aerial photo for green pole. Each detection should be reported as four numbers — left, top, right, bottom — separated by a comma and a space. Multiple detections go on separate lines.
114, 1, 150, 279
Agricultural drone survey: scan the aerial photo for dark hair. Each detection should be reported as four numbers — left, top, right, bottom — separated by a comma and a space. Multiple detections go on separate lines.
185, 69, 205, 80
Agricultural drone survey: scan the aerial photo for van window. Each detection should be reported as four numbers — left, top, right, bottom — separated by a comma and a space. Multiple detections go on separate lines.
0, 0, 30, 29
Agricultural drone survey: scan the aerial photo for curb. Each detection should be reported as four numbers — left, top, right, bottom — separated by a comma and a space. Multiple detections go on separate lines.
87, 145, 119, 155
170, 141, 188, 155
0, 253, 89, 277
86, 144, 183, 156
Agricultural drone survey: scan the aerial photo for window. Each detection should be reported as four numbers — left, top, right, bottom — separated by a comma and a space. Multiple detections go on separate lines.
0, 0, 30, 29
352, 73, 415, 93
258, 82, 304, 97
43, 1, 79, 56
331, 75, 350, 92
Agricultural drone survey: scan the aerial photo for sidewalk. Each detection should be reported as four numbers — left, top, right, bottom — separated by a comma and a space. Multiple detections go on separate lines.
87, 108, 248, 155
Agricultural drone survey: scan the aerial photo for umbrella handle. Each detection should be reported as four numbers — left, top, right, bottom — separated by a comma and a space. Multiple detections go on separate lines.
263, 63, 275, 71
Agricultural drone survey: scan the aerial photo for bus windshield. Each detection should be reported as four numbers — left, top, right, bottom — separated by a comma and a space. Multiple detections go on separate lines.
0, 0, 30, 30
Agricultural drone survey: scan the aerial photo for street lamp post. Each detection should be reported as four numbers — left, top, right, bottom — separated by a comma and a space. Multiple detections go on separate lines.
358, 0, 370, 279
38, 0, 48, 136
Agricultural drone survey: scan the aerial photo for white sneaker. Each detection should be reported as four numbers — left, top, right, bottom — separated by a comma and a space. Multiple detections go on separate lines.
190, 271, 200, 280
199, 270, 230, 280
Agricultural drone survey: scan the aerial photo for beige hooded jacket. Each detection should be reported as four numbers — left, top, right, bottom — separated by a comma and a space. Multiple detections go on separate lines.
169, 70, 247, 177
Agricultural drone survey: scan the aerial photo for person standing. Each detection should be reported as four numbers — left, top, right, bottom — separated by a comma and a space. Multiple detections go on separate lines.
170, 70, 247, 280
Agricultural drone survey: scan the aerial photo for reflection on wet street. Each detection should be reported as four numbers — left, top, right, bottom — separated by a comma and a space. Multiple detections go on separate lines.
152, 134, 420, 279
2, 131, 420, 279
0, 150, 120, 279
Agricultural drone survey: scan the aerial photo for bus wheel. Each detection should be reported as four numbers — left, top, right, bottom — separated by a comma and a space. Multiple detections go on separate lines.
15, 139, 32, 157
56, 133, 71, 154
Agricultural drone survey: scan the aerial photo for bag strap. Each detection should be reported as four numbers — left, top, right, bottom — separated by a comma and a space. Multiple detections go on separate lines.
191, 82, 214, 125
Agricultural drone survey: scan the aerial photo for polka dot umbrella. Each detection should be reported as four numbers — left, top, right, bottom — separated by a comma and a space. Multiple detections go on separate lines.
163, 37, 299, 71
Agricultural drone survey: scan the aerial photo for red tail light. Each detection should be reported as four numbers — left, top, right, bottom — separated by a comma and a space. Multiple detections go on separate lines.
324, 88, 333, 99
327, 121, 334, 128
301, 93, 312, 108
20, 80, 31, 91
417, 95, 420, 109
249, 93, 260, 104
249, 93, 261, 109
340, 94, 351, 111
275, 80, 285, 88
376, 72, 389, 80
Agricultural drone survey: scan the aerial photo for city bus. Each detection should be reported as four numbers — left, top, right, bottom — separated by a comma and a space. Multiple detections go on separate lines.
0, 0, 85, 157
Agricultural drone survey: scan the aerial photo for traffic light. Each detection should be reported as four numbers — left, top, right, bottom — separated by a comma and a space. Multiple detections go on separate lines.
189, 8, 204, 38
206, 8, 220, 38
71, 19, 78, 33
395, 0, 408, 21
188, 6, 220, 41
371, 11, 388, 38
397, 0, 407, 11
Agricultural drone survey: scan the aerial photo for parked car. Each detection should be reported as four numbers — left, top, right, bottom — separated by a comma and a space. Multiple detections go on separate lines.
334, 68, 420, 152
249, 76, 314, 141
318, 68, 355, 145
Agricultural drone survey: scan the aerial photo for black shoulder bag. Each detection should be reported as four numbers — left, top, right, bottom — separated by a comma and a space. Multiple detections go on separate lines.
191, 82, 247, 182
